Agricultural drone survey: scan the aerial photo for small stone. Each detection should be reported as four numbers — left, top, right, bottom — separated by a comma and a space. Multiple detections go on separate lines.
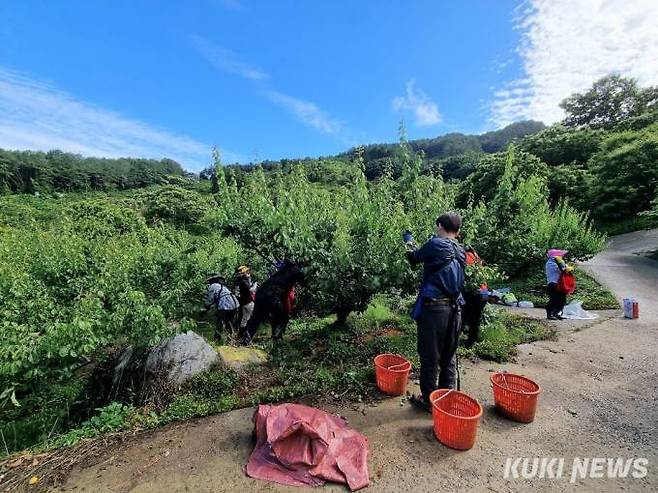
568, 409, 578, 416
619, 356, 624, 360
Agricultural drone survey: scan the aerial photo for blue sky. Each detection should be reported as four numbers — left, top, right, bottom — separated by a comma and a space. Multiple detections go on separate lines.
1, 1, 656, 170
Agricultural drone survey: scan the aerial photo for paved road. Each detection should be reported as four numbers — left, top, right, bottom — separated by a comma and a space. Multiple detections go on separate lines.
58, 231, 658, 493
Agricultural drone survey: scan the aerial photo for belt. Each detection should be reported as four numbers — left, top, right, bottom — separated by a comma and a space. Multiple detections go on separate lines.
422, 298, 454, 306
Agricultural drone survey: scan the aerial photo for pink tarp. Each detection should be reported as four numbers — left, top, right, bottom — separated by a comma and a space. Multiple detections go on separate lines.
246, 403, 370, 491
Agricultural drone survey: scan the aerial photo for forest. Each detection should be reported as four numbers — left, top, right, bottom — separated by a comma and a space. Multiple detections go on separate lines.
0, 75, 656, 458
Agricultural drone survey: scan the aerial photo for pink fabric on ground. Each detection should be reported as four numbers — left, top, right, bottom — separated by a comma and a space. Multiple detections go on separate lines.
246, 403, 370, 491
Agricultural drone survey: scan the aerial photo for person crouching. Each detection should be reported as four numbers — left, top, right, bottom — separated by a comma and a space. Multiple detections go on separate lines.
203, 274, 240, 340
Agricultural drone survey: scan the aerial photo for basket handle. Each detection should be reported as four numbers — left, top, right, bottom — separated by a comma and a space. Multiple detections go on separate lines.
495, 373, 531, 394
388, 362, 409, 371
430, 389, 453, 405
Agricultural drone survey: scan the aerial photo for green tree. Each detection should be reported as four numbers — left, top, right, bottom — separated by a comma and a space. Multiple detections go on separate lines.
457, 148, 548, 205
560, 75, 658, 129
587, 123, 658, 218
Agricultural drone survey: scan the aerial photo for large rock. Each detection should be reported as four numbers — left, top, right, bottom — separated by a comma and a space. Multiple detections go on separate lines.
217, 345, 268, 371
145, 331, 218, 388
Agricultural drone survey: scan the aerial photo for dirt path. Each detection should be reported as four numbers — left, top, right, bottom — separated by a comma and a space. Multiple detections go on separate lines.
56, 231, 658, 492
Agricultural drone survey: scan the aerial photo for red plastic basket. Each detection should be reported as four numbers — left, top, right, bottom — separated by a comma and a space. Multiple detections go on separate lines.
490, 372, 541, 423
373, 353, 411, 396
430, 389, 483, 450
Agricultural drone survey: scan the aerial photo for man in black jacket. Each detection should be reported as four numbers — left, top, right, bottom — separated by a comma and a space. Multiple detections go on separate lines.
241, 259, 305, 344
405, 212, 466, 412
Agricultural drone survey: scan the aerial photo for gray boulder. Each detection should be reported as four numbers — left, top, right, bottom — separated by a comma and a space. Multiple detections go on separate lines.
144, 331, 218, 388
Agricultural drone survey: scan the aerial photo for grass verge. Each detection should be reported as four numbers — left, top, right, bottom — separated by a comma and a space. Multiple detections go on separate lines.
595, 216, 658, 236
507, 267, 618, 310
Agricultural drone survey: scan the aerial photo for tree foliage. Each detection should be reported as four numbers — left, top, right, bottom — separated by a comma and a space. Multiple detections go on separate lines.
0, 149, 184, 194
560, 75, 658, 129
587, 123, 658, 219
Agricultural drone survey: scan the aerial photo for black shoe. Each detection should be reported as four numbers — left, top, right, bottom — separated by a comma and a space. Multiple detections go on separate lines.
547, 314, 559, 320
409, 395, 431, 413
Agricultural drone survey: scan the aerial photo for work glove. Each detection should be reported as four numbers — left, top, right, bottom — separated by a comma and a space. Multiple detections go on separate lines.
402, 230, 416, 251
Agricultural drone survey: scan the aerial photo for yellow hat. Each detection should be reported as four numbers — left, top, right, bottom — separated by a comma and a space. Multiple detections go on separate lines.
237, 265, 250, 275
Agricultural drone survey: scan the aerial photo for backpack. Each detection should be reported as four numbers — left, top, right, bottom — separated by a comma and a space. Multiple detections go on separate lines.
557, 272, 576, 295
424, 241, 465, 299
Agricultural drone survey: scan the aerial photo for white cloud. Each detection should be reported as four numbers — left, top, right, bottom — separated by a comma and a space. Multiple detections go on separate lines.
0, 68, 226, 170
193, 36, 343, 136
392, 80, 442, 126
265, 90, 341, 135
191, 36, 269, 82
491, 0, 658, 127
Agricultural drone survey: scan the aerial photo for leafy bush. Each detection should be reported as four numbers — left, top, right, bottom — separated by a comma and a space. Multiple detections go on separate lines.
461, 147, 605, 276
588, 123, 658, 219
50, 402, 134, 448
461, 308, 552, 362
0, 198, 240, 403
140, 186, 211, 226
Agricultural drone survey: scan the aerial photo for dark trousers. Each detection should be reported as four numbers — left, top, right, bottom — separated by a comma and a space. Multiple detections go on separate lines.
462, 292, 487, 347
215, 309, 237, 339
417, 302, 461, 402
546, 282, 566, 317
242, 298, 290, 342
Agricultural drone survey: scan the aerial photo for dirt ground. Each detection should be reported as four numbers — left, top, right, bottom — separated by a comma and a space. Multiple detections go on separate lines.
29, 231, 658, 492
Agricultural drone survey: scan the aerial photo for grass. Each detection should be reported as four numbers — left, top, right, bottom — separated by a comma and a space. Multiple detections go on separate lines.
1, 295, 554, 457
595, 215, 658, 236
507, 267, 618, 310
460, 307, 554, 363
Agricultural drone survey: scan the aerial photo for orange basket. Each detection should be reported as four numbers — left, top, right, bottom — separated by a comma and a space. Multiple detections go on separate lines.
430, 389, 483, 450
374, 353, 411, 396
490, 372, 541, 423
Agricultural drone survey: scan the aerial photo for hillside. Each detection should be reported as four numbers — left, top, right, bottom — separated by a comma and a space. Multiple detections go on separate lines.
224, 120, 546, 181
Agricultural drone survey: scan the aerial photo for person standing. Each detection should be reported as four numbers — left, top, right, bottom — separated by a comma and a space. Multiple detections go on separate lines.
545, 249, 568, 320
404, 212, 466, 412
203, 274, 240, 340
235, 265, 257, 332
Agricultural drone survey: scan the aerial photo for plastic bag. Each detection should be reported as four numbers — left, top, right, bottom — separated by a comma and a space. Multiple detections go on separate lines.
246, 404, 370, 491
562, 300, 598, 320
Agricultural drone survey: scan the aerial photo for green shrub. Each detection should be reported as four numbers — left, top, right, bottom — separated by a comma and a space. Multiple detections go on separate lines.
462, 309, 552, 362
